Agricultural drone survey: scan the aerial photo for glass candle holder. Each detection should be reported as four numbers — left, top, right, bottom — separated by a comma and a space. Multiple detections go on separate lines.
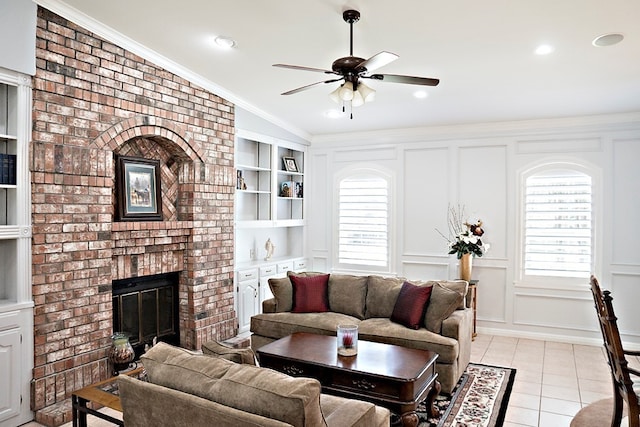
337, 324, 358, 356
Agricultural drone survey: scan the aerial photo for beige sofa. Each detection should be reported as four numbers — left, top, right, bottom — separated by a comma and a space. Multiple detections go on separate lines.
118, 342, 390, 427
250, 273, 473, 394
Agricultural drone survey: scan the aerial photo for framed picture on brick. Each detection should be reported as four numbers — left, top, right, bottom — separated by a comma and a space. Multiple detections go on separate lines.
115, 155, 162, 221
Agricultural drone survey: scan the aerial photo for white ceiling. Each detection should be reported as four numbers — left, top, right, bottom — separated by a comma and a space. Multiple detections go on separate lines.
46, 0, 640, 139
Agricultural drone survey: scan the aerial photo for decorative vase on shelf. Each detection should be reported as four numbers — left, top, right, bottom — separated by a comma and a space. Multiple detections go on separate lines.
108, 332, 135, 375
459, 253, 473, 282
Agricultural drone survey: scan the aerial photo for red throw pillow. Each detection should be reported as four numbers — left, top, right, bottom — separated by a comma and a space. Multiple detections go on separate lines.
390, 281, 433, 329
290, 274, 330, 313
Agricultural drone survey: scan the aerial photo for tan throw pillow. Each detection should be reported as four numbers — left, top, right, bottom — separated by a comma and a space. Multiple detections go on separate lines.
328, 274, 368, 319
439, 280, 468, 310
424, 282, 465, 333
364, 275, 405, 318
201, 340, 257, 365
268, 276, 293, 312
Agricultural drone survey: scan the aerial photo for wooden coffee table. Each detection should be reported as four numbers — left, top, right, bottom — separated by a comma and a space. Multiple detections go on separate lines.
256, 332, 440, 427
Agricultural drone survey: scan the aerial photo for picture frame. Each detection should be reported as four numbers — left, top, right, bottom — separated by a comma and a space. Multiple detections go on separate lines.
282, 156, 299, 173
115, 155, 162, 221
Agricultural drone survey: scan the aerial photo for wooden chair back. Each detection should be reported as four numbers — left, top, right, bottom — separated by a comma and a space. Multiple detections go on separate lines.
590, 275, 640, 427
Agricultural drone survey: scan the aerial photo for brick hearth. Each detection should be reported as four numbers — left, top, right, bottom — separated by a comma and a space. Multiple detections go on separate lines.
30, 8, 236, 425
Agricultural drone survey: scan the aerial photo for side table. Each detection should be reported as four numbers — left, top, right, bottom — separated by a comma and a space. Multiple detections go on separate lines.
468, 280, 478, 340
72, 367, 144, 427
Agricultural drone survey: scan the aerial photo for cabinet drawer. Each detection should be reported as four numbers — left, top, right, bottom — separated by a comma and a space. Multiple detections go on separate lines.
259, 265, 277, 277
293, 258, 307, 271
277, 262, 293, 274
237, 268, 258, 282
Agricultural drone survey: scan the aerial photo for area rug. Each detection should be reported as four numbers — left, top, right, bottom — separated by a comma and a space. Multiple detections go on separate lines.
415, 363, 516, 427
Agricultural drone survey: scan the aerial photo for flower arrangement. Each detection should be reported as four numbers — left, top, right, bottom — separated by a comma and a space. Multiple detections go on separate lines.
438, 205, 489, 259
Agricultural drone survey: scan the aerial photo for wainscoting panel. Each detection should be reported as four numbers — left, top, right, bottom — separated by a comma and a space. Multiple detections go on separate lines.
513, 292, 595, 331
473, 265, 507, 323
610, 272, 640, 337
612, 139, 640, 265
309, 153, 328, 251
458, 145, 507, 260
402, 147, 449, 256
401, 260, 450, 281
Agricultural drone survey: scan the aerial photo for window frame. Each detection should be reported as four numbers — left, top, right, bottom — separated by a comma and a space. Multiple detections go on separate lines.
516, 160, 602, 288
333, 167, 393, 274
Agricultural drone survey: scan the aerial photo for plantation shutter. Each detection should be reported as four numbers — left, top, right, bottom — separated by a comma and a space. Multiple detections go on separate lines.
524, 170, 592, 278
338, 176, 388, 267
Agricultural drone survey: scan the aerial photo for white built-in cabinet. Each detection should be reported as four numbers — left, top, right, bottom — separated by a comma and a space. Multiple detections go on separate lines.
234, 129, 308, 334
0, 68, 33, 427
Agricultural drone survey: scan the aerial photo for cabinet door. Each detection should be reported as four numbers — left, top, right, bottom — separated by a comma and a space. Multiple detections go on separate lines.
238, 280, 259, 334
0, 328, 20, 424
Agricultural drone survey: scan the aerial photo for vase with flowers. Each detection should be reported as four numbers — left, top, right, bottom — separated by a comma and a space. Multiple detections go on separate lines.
437, 205, 489, 282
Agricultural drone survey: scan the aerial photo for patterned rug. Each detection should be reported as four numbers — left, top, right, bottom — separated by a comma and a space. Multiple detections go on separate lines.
415, 363, 516, 427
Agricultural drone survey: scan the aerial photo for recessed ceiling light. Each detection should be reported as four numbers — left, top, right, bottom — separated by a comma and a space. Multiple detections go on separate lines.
413, 90, 428, 99
592, 33, 624, 47
214, 36, 236, 49
535, 44, 554, 55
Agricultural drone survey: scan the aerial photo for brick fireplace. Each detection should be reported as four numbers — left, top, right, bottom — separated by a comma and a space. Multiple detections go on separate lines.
30, 8, 236, 425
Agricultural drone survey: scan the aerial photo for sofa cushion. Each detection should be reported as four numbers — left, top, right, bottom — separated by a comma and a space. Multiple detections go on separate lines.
364, 276, 405, 319
390, 281, 433, 329
358, 318, 459, 363
320, 393, 387, 427
291, 274, 331, 313
211, 362, 326, 427
424, 282, 465, 333
251, 312, 360, 340
202, 340, 257, 365
140, 342, 234, 399
328, 274, 368, 319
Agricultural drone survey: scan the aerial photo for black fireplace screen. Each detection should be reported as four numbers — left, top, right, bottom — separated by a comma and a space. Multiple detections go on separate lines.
112, 272, 179, 357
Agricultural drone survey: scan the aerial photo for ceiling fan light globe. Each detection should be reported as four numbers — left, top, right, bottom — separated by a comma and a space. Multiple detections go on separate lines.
329, 86, 342, 104
357, 83, 376, 102
352, 90, 365, 107
339, 82, 354, 101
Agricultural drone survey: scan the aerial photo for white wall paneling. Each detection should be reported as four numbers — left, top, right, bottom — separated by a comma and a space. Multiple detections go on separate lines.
308, 114, 640, 346
458, 145, 508, 260
473, 265, 508, 323
611, 139, 640, 265
513, 292, 596, 332
402, 147, 449, 256
610, 272, 640, 337
401, 260, 450, 281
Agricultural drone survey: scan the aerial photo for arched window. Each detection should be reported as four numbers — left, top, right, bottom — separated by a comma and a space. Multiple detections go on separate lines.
337, 173, 389, 271
522, 166, 594, 279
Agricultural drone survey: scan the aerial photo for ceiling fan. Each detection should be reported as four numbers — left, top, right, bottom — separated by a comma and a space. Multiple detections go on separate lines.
273, 9, 439, 117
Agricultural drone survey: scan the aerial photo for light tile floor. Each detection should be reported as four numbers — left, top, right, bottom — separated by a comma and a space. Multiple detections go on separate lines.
471, 334, 621, 427
23, 333, 631, 427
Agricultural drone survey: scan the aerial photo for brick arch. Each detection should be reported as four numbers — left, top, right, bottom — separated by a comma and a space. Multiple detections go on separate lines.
94, 116, 204, 162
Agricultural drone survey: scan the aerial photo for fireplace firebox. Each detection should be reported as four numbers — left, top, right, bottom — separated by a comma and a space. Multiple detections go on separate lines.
112, 272, 179, 358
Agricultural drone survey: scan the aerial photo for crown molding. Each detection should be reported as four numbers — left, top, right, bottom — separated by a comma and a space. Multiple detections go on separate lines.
311, 111, 640, 146
34, 0, 312, 142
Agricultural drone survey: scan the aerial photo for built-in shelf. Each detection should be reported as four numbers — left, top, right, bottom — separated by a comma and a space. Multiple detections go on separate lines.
234, 129, 307, 333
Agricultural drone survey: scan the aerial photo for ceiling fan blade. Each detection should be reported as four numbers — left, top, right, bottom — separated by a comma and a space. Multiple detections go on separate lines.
368, 73, 440, 86
355, 51, 399, 73
273, 64, 334, 74
281, 78, 344, 95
